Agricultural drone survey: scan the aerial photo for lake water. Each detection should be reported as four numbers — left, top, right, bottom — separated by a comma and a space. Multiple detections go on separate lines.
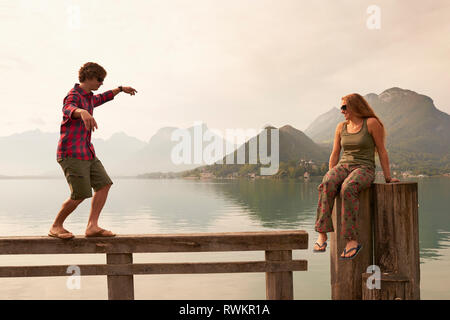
0, 177, 449, 299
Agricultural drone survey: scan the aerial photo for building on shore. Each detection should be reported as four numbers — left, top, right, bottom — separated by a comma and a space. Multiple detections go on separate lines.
200, 172, 215, 179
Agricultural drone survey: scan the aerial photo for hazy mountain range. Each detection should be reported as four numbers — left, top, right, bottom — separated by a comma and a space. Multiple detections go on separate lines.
0, 123, 227, 176
305, 87, 450, 172
305, 87, 450, 155
223, 124, 329, 166
0, 87, 448, 176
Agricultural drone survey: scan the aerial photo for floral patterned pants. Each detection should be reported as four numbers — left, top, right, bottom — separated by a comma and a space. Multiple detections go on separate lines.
314, 163, 375, 241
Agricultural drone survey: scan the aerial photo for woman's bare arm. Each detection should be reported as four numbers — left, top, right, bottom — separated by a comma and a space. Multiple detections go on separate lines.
329, 122, 343, 170
367, 118, 399, 183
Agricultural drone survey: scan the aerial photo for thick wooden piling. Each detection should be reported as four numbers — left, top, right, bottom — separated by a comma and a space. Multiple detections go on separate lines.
370, 182, 420, 300
330, 182, 420, 300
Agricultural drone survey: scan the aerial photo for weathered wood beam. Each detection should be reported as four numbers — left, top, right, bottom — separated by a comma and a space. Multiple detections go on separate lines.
0, 230, 308, 255
0, 260, 307, 277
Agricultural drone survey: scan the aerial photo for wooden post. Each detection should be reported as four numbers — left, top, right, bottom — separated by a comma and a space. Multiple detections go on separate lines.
330, 187, 373, 300
371, 182, 420, 300
106, 253, 134, 300
265, 250, 293, 300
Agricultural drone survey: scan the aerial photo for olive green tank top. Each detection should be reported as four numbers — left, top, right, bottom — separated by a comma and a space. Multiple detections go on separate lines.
338, 118, 376, 169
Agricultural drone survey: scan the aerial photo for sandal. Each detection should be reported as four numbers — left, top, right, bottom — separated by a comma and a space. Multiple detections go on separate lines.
313, 241, 327, 253
339, 244, 363, 260
48, 230, 75, 240
85, 228, 116, 238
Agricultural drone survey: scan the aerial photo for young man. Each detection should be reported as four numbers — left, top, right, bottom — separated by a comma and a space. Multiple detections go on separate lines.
49, 62, 137, 239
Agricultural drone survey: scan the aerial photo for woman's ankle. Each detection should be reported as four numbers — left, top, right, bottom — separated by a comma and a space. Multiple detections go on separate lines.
318, 233, 327, 240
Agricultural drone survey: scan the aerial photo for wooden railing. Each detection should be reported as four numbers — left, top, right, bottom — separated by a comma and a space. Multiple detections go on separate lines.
0, 230, 308, 300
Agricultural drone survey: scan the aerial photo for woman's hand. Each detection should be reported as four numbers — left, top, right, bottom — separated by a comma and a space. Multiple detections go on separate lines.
386, 177, 400, 183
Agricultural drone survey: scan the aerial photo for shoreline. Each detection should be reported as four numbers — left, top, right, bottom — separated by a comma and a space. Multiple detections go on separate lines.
1, 174, 448, 180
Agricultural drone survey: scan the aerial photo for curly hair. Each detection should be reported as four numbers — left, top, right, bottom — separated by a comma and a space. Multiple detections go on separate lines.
78, 62, 107, 82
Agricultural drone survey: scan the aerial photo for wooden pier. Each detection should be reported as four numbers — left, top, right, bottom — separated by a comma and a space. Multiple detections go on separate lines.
0, 230, 308, 300
0, 182, 420, 300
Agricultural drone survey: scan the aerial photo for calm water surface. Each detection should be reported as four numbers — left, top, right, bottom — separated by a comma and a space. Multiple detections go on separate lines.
0, 177, 448, 299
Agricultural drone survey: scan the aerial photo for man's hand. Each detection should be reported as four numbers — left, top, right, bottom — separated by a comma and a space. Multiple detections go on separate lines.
122, 86, 138, 96
80, 110, 98, 132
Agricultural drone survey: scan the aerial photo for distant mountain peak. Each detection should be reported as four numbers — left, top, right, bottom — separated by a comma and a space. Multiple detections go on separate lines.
110, 131, 129, 138
326, 107, 339, 113
365, 93, 378, 100
305, 87, 450, 162
14, 128, 42, 136
106, 131, 147, 145
379, 87, 416, 101
155, 126, 179, 134
379, 87, 434, 105
280, 124, 300, 133
382, 87, 413, 93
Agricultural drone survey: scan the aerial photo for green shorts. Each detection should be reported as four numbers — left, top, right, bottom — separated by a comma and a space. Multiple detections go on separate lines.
57, 156, 113, 200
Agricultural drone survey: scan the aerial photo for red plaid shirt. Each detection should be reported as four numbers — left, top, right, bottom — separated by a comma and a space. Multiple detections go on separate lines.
57, 83, 114, 160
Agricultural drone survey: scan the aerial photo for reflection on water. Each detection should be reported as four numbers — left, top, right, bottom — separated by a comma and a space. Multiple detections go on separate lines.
0, 177, 448, 299
210, 179, 319, 229
415, 177, 450, 260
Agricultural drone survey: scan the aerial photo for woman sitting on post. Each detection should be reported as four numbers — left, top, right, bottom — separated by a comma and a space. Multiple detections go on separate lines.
313, 93, 399, 259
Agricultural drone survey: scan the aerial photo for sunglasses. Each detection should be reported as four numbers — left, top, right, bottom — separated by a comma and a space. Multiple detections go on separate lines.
97, 77, 104, 82
340, 105, 347, 111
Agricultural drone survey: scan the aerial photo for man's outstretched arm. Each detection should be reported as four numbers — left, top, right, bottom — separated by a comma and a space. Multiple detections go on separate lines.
93, 86, 138, 108
74, 86, 138, 132
111, 86, 138, 97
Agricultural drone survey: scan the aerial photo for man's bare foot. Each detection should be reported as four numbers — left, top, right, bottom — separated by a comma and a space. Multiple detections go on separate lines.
48, 225, 74, 239
313, 233, 328, 251
341, 240, 359, 258
85, 226, 116, 237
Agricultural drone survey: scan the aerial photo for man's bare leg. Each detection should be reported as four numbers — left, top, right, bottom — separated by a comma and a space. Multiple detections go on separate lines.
50, 198, 84, 236
85, 183, 115, 236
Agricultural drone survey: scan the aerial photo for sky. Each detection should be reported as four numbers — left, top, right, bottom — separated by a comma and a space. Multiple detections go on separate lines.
1, 0, 449, 142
